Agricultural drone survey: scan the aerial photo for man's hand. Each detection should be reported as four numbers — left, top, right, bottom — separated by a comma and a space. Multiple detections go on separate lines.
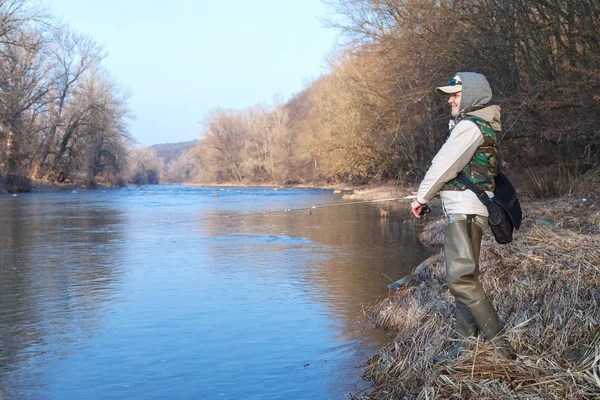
410, 191, 423, 218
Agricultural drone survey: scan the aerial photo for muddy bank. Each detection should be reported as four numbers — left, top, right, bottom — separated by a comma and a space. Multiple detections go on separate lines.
348, 186, 600, 399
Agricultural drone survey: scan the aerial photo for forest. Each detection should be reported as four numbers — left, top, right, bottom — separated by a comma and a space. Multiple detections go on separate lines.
158, 0, 599, 198
2, 0, 599, 196
0, 0, 132, 192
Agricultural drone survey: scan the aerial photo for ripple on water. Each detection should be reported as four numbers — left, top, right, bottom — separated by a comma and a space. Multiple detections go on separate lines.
0, 186, 435, 400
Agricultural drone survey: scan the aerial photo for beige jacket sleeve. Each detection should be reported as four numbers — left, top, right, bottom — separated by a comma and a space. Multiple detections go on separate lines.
416, 120, 484, 204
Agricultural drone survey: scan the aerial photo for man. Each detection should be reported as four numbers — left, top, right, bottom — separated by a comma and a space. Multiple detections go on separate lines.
411, 72, 515, 361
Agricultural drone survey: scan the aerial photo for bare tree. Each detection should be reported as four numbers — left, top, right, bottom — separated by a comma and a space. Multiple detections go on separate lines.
27, 27, 105, 180
165, 150, 200, 183
0, 0, 133, 191
243, 100, 293, 182
68, 68, 132, 187
127, 147, 163, 185
200, 109, 246, 182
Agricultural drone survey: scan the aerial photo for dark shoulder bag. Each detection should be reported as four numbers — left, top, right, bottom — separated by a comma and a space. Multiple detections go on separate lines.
458, 173, 522, 244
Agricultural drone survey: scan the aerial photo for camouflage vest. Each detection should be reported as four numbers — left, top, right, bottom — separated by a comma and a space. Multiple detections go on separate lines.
442, 115, 497, 192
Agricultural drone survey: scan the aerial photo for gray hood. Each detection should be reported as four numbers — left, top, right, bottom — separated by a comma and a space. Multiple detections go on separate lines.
457, 72, 492, 111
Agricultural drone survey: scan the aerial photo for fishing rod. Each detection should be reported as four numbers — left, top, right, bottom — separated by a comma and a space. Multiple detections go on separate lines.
148, 195, 423, 228
2, 194, 430, 254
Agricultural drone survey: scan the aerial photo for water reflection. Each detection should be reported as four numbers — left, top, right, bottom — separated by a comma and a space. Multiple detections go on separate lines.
194, 195, 436, 398
0, 187, 436, 400
0, 194, 126, 398
198, 201, 434, 321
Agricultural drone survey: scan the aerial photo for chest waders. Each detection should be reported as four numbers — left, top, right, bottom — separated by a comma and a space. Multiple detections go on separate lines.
432, 117, 516, 362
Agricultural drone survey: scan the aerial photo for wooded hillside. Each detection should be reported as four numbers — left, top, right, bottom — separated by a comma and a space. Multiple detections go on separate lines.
2, 0, 598, 195
163, 0, 599, 197
0, 0, 133, 192
151, 141, 196, 165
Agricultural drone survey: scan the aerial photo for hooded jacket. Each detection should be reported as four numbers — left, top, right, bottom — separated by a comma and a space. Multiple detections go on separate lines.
416, 72, 500, 216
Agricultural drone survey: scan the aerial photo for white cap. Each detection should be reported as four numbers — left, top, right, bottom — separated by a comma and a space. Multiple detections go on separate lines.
435, 74, 462, 94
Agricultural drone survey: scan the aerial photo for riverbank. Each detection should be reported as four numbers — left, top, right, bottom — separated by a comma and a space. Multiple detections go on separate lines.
347, 185, 600, 399
0, 178, 116, 194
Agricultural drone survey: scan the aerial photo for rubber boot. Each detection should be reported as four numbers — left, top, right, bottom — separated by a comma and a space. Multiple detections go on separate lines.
432, 300, 478, 363
444, 218, 487, 309
470, 298, 516, 359
443, 216, 515, 360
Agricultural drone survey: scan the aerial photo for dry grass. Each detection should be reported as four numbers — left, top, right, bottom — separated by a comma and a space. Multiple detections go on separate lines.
351, 191, 600, 399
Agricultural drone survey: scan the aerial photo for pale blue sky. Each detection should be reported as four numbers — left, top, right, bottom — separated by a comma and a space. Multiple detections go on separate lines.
46, 0, 338, 147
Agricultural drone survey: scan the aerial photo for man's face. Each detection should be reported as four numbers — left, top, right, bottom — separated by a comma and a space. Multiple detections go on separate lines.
448, 92, 461, 117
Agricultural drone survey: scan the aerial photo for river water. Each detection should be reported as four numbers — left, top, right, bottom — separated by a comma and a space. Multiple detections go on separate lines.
0, 185, 436, 400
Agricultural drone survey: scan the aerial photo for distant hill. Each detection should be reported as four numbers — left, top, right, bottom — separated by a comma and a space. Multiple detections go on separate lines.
150, 140, 197, 164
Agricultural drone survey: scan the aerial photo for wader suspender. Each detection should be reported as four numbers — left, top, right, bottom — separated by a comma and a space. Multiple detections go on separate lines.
457, 174, 493, 238
457, 174, 493, 205
466, 215, 474, 238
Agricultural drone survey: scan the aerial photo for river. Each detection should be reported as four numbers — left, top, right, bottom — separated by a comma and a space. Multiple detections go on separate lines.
0, 185, 436, 399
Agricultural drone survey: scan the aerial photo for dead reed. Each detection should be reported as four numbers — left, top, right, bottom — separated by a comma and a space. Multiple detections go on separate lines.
352, 193, 600, 399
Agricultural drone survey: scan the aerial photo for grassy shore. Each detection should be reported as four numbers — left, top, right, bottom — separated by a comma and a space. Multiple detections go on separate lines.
347, 184, 600, 399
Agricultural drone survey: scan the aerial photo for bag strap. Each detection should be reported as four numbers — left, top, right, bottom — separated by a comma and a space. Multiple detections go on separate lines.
457, 174, 493, 206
